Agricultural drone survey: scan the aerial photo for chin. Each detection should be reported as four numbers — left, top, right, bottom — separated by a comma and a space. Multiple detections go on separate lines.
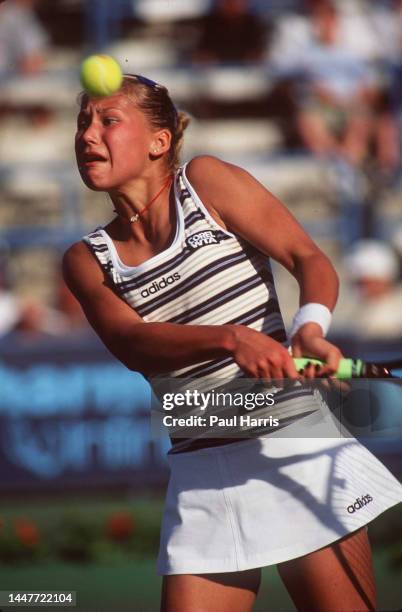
82, 179, 105, 192
87, 184, 108, 192
80, 173, 113, 192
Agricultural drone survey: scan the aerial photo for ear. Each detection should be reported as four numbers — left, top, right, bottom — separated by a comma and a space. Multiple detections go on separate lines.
149, 129, 172, 157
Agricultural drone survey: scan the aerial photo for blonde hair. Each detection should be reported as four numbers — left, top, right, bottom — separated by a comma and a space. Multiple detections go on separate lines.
78, 75, 190, 171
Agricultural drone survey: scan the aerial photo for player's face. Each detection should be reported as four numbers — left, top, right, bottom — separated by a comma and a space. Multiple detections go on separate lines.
75, 94, 154, 191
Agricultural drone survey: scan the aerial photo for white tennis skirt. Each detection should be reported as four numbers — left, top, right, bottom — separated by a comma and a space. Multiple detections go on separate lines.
157, 408, 402, 575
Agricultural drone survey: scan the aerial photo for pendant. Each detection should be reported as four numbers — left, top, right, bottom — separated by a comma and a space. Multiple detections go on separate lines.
130, 213, 140, 223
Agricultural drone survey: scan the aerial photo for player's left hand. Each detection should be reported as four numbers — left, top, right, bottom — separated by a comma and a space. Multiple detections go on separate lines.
291, 322, 343, 379
291, 322, 351, 395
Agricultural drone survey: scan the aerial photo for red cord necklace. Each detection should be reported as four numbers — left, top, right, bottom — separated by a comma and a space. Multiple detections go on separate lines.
114, 175, 173, 223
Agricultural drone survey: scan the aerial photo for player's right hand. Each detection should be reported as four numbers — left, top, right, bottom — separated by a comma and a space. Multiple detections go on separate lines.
228, 324, 299, 382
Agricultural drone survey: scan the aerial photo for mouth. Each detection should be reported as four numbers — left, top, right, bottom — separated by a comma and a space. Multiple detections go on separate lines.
80, 152, 108, 167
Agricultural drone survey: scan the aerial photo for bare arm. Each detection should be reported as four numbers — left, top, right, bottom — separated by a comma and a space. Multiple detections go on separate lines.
62, 241, 237, 376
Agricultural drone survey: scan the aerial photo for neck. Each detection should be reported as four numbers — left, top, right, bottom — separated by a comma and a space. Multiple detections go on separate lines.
111, 173, 173, 224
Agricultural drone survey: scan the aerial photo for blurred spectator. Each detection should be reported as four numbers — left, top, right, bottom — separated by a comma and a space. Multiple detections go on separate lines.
12, 298, 56, 337
391, 224, 402, 280
328, 0, 402, 141
12, 297, 70, 338
271, 1, 381, 68
10, 274, 89, 339
295, 3, 368, 163
0, 266, 20, 338
0, 243, 20, 338
193, 0, 269, 64
0, 0, 49, 80
271, 0, 400, 170
84, 0, 134, 52
377, 0, 402, 162
335, 240, 402, 338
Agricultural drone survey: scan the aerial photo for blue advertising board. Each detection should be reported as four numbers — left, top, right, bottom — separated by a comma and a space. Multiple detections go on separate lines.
0, 332, 170, 492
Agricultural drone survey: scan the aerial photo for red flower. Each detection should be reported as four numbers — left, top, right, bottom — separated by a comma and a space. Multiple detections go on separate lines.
106, 512, 135, 542
13, 518, 40, 547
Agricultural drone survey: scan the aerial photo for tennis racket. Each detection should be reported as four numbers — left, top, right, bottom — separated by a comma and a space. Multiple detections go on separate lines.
293, 357, 402, 379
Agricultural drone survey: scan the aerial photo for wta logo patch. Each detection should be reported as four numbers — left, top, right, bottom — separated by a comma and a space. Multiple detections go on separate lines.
346, 494, 373, 514
186, 231, 220, 250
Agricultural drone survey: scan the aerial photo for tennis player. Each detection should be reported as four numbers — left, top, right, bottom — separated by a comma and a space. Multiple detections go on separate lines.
63, 75, 402, 611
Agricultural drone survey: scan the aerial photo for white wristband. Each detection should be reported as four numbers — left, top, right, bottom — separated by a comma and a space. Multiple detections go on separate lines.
290, 303, 332, 339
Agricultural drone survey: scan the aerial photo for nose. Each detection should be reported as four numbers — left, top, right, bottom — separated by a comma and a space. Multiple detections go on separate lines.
78, 119, 100, 145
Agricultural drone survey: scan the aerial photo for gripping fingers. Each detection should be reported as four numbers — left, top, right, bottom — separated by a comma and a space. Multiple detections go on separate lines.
283, 357, 300, 381
267, 353, 299, 386
301, 361, 317, 379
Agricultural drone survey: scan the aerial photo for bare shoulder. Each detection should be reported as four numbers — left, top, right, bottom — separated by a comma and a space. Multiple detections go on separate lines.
184, 156, 320, 267
62, 240, 104, 297
186, 155, 249, 189
185, 155, 278, 224
185, 155, 260, 222
186, 155, 226, 178
63, 239, 90, 265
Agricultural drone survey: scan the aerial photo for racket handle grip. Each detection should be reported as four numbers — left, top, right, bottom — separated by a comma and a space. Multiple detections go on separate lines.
293, 357, 364, 379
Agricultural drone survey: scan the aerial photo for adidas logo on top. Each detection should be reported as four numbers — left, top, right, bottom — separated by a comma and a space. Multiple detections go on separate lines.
141, 273, 181, 298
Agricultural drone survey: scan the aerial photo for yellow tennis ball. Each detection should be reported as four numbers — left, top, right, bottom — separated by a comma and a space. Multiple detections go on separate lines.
80, 54, 123, 97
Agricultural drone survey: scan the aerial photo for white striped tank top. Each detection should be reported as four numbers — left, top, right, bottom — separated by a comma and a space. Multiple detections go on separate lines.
83, 164, 322, 453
